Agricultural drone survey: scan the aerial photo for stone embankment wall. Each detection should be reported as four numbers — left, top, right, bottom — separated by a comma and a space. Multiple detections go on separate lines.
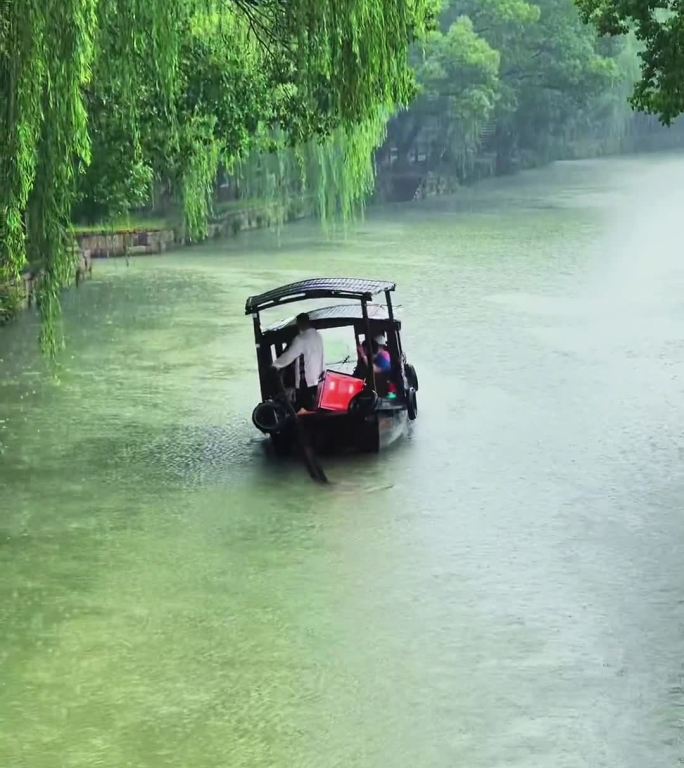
1, 199, 308, 324
76, 228, 175, 258
76, 200, 310, 259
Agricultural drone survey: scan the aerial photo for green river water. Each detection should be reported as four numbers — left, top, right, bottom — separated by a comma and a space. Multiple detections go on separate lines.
1, 155, 683, 767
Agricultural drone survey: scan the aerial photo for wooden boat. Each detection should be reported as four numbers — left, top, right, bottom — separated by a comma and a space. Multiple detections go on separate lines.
246, 277, 419, 455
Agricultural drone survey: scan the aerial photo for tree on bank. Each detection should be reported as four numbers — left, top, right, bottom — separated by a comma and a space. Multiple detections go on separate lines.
387, 16, 501, 179
577, 0, 684, 123
0, 1, 435, 351
380, 0, 627, 193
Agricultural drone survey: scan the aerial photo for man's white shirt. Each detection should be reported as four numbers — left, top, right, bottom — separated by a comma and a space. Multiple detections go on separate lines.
272, 328, 325, 387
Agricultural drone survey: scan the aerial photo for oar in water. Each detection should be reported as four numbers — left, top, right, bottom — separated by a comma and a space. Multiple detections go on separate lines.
274, 373, 328, 484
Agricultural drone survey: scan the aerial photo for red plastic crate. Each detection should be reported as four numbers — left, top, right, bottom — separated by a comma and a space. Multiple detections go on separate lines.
317, 370, 365, 412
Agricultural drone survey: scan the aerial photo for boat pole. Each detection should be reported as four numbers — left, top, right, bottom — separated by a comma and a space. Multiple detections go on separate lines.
385, 287, 402, 359
385, 289, 394, 321
361, 298, 376, 392
252, 312, 270, 400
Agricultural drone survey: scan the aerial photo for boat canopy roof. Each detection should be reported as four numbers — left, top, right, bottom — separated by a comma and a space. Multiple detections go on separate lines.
245, 277, 396, 315
264, 303, 396, 334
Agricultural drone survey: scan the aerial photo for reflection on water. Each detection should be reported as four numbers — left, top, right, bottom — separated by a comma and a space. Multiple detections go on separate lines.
2, 155, 684, 767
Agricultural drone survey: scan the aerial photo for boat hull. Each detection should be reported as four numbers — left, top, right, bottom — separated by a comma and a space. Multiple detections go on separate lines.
270, 406, 408, 455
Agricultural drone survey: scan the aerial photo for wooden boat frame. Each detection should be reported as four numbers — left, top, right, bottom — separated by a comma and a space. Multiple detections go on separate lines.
245, 277, 418, 454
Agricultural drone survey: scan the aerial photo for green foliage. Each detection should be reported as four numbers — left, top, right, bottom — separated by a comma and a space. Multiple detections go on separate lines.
384, 0, 625, 183
73, 101, 154, 224
0, 2, 47, 297
0, 0, 97, 355
577, 0, 684, 122
0, 283, 25, 326
262, 0, 436, 125
238, 106, 390, 229
177, 115, 222, 242
412, 17, 500, 172
0, 0, 432, 352
307, 108, 391, 224
498, 0, 619, 160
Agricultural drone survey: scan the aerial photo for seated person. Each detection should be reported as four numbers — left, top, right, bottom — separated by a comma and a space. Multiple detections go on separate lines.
354, 334, 397, 397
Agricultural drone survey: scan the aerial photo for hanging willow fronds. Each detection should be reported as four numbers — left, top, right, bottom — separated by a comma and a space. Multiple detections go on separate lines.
237, 106, 390, 231
0, 0, 434, 351
0, 1, 46, 290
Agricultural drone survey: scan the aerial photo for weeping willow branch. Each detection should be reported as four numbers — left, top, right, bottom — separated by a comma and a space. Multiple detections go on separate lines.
0, 1, 45, 288
238, 107, 389, 229
230, 0, 286, 54
0, 0, 433, 353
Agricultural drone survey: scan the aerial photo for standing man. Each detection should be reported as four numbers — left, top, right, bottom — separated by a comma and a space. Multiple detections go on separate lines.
272, 313, 325, 412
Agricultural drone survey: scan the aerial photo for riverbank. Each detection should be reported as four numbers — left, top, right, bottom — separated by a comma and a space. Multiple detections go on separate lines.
0, 249, 93, 326
4, 144, 683, 327
74, 197, 311, 259
375, 119, 684, 202
0, 197, 310, 325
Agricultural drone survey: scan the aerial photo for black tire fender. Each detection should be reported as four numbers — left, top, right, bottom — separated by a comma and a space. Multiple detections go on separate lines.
405, 363, 419, 391
252, 400, 291, 434
407, 387, 418, 421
